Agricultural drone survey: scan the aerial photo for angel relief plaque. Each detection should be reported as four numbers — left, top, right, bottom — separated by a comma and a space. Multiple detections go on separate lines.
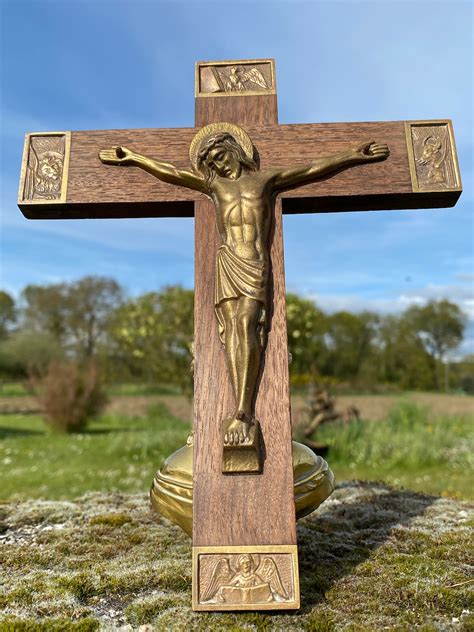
193, 546, 299, 610
196, 60, 275, 97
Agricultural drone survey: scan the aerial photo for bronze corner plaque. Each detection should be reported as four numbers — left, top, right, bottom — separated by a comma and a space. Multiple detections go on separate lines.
192, 545, 299, 611
196, 59, 276, 97
18, 131, 71, 204
405, 120, 461, 193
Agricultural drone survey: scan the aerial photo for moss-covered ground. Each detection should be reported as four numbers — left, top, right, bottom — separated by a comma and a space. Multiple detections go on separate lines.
0, 483, 472, 631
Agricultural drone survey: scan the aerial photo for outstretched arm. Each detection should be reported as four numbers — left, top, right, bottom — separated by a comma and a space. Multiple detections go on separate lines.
99, 146, 208, 194
271, 141, 389, 192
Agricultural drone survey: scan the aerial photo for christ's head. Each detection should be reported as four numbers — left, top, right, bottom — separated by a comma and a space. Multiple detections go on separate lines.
197, 133, 257, 184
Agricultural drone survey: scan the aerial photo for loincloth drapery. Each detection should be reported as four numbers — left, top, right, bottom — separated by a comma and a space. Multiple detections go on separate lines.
214, 244, 268, 346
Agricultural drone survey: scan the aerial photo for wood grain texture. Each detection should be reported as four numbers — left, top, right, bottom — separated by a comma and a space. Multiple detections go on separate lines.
194, 95, 278, 126
192, 95, 296, 547
18, 120, 461, 220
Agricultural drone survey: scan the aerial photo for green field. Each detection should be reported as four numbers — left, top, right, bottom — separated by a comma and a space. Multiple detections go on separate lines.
0, 381, 181, 398
0, 382, 30, 398
0, 399, 472, 501
0, 404, 190, 501
318, 400, 473, 499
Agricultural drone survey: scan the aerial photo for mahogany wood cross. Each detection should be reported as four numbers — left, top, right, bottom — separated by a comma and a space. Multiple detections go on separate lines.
18, 58, 462, 611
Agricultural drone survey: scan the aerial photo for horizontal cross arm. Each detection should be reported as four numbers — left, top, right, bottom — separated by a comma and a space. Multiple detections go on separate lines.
18, 127, 199, 219
271, 120, 461, 213
18, 119, 461, 220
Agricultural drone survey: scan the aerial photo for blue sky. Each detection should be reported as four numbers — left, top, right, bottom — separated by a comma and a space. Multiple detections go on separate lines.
1, 0, 473, 355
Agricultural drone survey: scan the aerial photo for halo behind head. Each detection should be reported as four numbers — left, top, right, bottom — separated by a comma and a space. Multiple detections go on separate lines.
189, 122, 253, 170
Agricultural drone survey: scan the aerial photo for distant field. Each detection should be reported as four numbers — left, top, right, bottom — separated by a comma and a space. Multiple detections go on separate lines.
105, 391, 474, 423
1, 383, 472, 421
294, 391, 474, 421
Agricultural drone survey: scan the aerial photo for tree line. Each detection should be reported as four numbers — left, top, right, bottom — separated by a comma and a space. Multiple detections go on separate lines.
0, 277, 471, 393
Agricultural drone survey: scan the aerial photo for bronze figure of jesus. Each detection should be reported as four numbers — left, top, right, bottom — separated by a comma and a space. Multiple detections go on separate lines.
100, 122, 389, 471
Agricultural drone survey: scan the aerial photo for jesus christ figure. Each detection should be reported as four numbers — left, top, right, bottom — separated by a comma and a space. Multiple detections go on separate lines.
100, 123, 389, 464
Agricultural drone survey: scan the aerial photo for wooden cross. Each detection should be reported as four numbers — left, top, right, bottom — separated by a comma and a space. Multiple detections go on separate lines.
18, 58, 462, 612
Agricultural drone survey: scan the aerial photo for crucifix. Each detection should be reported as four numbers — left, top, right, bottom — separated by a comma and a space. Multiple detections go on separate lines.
18, 58, 462, 611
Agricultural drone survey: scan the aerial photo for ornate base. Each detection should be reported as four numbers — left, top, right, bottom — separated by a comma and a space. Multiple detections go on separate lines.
150, 437, 335, 537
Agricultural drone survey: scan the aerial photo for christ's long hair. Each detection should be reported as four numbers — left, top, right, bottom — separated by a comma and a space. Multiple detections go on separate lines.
196, 133, 257, 185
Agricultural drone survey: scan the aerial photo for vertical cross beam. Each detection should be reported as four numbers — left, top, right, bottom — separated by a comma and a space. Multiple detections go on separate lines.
192, 60, 299, 610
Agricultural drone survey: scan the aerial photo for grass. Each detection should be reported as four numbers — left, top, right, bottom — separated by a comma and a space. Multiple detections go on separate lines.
317, 400, 473, 499
0, 382, 29, 397
0, 400, 471, 501
106, 383, 182, 397
0, 404, 190, 501
0, 381, 182, 398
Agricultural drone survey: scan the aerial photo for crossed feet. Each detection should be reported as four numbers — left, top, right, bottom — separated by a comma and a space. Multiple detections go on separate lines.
222, 411, 258, 447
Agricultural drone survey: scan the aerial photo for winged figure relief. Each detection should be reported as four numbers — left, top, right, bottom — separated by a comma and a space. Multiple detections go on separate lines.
23, 144, 39, 200
212, 65, 269, 93
200, 553, 289, 604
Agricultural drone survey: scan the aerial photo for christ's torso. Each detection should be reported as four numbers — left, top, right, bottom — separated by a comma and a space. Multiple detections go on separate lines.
211, 172, 273, 261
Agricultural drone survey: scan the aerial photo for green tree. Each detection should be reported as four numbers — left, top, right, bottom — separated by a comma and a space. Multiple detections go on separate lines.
377, 314, 433, 390
0, 331, 64, 377
108, 286, 194, 393
286, 293, 327, 384
21, 283, 68, 345
325, 310, 379, 383
0, 290, 16, 339
403, 300, 466, 390
21, 277, 123, 360
66, 276, 123, 359
452, 353, 474, 393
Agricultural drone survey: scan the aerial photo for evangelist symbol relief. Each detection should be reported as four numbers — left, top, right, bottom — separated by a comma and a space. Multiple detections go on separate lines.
20, 133, 70, 203
199, 553, 293, 605
197, 61, 274, 96
416, 134, 447, 185
215, 65, 268, 92
408, 122, 460, 191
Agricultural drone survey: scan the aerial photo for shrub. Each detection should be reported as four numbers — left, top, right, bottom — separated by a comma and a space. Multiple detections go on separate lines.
31, 361, 107, 433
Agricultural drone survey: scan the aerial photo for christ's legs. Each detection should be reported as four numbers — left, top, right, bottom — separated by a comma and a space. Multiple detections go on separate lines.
219, 299, 239, 402
221, 295, 263, 446
235, 296, 262, 418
